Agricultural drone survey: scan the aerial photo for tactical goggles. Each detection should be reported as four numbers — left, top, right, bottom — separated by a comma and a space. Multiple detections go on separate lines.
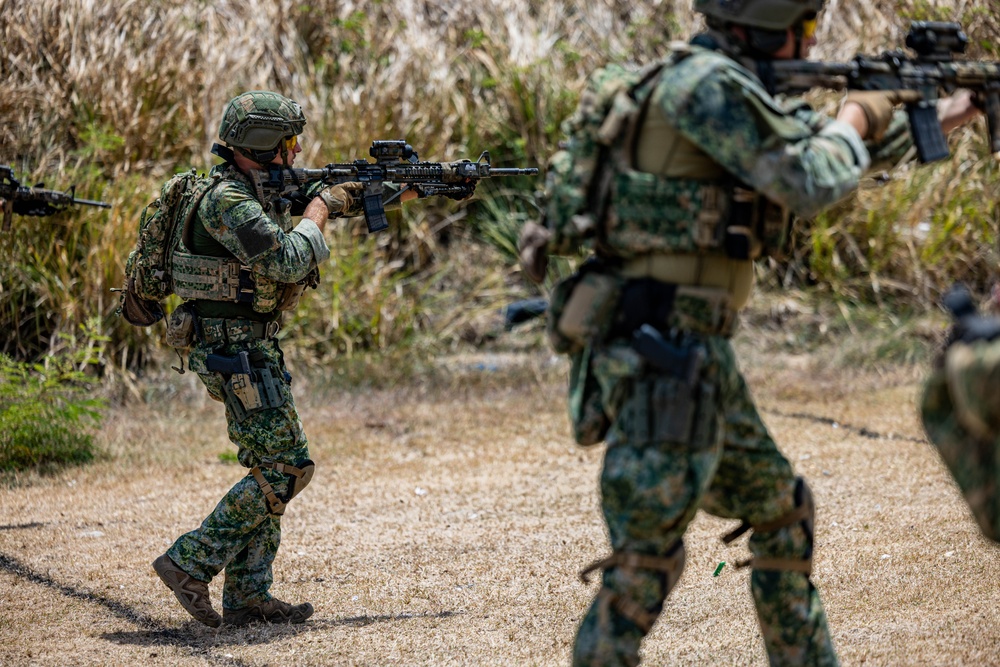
284, 135, 298, 151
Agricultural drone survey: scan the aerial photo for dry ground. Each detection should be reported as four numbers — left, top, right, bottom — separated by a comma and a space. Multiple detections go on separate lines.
1, 326, 998, 666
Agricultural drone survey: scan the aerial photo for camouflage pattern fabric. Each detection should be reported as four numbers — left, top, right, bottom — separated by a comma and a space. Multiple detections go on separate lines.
921, 340, 1000, 542
163, 158, 328, 613
167, 337, 308, 610
573, 336, 837, 666
187, 163, 329, 321
538, 36, 911, 666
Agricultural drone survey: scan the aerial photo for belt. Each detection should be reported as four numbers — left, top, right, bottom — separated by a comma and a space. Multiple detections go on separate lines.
621, 254, 753, 310
198, 317, 280, 345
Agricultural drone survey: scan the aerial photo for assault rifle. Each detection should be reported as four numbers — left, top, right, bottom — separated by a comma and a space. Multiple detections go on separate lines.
757, 21, 1000, 163
0, 165, 111, 231
241, 140, 539, 233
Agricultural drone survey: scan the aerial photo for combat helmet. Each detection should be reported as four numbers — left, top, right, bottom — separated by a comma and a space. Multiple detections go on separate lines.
217, 91, 306, 165
694, 0, 824, 31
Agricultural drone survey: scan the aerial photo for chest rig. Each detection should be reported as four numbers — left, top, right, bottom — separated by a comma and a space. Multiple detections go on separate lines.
595, 44, 790, 262
170, 165, 313, 314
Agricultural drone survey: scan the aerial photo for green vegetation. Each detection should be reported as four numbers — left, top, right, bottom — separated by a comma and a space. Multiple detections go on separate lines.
0, 345, 106, 475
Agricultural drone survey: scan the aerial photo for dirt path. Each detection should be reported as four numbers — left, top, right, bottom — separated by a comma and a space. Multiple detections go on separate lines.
0, 342, 997, 666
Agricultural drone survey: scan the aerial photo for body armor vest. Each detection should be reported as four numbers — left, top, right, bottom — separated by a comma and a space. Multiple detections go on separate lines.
597, 44, 791, 264
170, 167, 307, 314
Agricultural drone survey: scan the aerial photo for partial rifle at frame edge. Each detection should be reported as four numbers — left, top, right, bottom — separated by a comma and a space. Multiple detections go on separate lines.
0, 165, 112, 231
757, 21, 1000, 164
244, 140, 540, 234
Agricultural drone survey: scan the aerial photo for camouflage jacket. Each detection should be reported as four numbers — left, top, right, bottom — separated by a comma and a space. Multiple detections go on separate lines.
186, 163, 331, 321
545, 42, 914, 262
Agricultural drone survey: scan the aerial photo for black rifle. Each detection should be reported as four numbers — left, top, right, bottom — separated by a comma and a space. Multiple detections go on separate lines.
244, 140, 538, 233
0, 165, 111, 231
757, 21, 1000, 163
942, 283, 1000, 344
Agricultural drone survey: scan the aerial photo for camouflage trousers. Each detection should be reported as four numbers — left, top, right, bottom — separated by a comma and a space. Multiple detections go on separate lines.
572, 335, 838, 667
166, 337, 310, 610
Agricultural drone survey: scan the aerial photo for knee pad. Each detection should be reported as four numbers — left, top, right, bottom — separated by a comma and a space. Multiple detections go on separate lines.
726, 477, 815, 576
251, 459, 315, 516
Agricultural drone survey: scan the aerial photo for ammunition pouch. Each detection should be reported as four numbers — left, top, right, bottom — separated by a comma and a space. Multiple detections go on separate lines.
602, 171, 790, 261
547, 261, 623, 354
251, 459, 315, 516
206, 348, 286, 422
198, 317, 280, 346
171, 251, 253, 303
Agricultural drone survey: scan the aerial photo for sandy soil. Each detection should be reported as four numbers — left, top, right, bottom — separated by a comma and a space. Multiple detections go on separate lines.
0, 336, 997, 666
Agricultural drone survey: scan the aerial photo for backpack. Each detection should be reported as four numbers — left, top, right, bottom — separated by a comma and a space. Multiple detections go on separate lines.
120, 169, 220, 326
541, 58, 668, 256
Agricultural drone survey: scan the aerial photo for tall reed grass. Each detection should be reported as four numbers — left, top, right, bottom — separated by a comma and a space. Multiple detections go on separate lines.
1, 0, 999, 371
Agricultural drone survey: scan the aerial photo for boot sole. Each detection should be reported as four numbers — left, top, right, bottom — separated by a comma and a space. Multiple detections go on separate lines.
152, 555, 223, 628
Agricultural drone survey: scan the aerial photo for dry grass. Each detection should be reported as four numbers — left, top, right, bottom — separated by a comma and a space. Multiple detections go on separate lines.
0, 318, 997, 666
3, 0, 1000, 365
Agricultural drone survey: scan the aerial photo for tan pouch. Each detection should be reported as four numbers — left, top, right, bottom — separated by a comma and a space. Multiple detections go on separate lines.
557, 270, 621, 346
165, 307, 195, 348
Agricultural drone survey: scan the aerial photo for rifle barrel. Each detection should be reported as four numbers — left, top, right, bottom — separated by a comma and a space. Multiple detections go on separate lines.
74, 198, 111, 208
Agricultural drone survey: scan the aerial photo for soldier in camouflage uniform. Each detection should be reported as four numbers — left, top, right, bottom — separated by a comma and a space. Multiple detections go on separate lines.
151, 91, 426, 628
518, 2, 980, 665
921, 284, 1000, 543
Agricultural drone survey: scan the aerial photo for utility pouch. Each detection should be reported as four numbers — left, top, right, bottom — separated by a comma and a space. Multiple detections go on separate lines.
549, 268, 622, 354
252, 274, 278, 313
165, 307, 196, 348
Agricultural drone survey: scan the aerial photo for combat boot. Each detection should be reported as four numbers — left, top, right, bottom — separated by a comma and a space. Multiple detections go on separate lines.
223, 598, 314, 627
152, 554, 223, 628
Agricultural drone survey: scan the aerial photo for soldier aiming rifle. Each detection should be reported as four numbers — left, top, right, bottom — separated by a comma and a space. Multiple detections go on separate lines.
0, 165, 110, 230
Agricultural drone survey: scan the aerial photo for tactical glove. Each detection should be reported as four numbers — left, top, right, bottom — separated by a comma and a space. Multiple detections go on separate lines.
518, 220, 552, 284
846, 90, 923, 142
318, 181, 363, 217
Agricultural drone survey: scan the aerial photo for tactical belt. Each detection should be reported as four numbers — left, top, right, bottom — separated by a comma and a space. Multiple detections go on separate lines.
621, 254, 753, 310
614, 276, 738, 338
199, 317, 280, 346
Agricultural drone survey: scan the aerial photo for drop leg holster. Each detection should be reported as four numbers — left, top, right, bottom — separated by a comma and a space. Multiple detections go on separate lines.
579, 540, 686, 633
250, 460, 315, 516
722, 477, 815, 575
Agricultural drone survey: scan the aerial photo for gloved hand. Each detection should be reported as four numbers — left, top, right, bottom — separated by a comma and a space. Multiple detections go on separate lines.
317, 181, 364, 216
518, 221, 552, 284
845, 90, 923, 141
